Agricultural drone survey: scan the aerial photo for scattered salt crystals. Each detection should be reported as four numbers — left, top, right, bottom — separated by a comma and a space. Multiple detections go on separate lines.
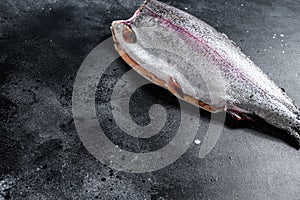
194, 139, 201, 145
281, 39, 284, 42
241, 3, 244, 7
184, 7, 188, 10
246, 30, 249, 33
285, 43, 288, 46
282, 51, 285, 54
269, 46, 272, 49
49, 8, 52, 11
280, 34, 284, 37
0, 178, 15, 196
42, 7, 44, 10
264, 49, 267, 51
272, 33, 277, 39
280, 44, 283, 47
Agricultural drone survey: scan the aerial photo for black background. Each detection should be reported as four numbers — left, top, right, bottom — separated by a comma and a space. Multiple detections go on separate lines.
1, 0, 300, 199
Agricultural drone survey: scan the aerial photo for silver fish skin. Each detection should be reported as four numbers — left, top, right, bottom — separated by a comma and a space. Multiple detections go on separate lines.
111, 0, 300, 146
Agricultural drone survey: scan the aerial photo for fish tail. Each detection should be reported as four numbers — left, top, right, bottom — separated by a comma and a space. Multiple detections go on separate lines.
288, 128, 300, 148
288, 110, 300, 147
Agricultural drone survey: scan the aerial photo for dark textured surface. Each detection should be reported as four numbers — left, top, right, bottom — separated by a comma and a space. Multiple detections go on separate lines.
1, 0, 300, 199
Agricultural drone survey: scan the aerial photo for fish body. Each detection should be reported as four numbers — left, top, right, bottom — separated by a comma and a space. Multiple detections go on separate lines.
111, 0, 300, 146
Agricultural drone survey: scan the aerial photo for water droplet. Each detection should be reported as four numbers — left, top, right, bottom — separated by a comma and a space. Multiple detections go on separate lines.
194, 139, 201, 144
280, 34, 284, 37
282, 51, 285, 54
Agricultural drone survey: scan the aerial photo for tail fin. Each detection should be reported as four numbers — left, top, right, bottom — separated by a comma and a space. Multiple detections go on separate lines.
288, 127, 300, 148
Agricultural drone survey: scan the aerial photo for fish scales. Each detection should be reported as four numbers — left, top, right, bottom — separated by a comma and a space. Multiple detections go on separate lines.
111, 0, 300, 146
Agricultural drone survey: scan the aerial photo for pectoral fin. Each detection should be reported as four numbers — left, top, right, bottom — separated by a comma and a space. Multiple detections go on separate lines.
168, 76, 224, 113
227, 108, 255, 121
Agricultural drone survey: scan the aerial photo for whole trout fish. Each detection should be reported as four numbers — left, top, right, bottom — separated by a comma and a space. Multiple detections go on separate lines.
111, 0, 300, 146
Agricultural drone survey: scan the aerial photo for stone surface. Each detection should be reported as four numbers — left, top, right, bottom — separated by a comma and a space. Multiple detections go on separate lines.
1, 0, 300, 199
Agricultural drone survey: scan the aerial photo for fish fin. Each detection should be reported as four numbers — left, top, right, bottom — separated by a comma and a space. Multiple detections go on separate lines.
287, 128, 300, 148
227, 109, 255, 121
168, 77, 223, 113
168, 77, 224, 112
168, 77, 184, 98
